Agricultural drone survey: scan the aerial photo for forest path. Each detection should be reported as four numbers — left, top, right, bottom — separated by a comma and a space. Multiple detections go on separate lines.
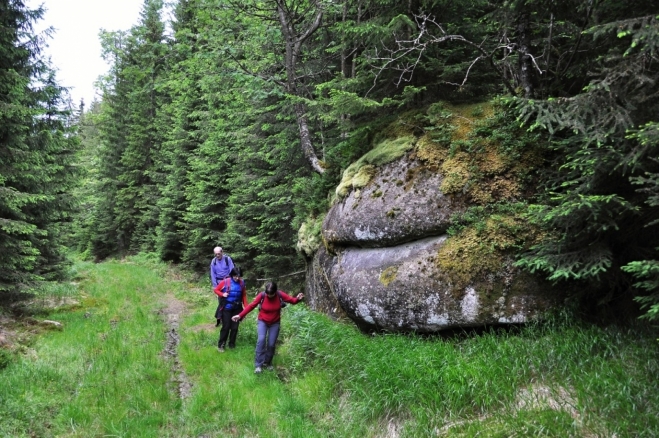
160, 293, 193, 399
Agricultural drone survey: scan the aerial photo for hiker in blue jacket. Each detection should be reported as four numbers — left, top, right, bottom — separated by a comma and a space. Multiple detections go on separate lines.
210, 246, 235, 326
214, 267, 248, 352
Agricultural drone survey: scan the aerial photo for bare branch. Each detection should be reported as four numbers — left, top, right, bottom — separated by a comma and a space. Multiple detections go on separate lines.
527, 52, 545, 75
366, 13, 517, 96
443, 55, 483, 88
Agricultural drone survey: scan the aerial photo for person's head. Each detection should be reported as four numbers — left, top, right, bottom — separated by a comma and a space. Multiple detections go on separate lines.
229, 267, 241, 278
265, 281, 278, 297
213, 247, 223, 258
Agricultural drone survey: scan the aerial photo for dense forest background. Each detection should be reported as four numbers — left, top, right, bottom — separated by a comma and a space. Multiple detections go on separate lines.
2, 0, 658, 321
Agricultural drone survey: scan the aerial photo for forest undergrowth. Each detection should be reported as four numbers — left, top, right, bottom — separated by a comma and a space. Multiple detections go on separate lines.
0, 256, 657, 437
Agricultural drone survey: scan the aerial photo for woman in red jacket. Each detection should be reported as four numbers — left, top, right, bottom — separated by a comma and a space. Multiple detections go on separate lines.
232, 281, 304, 373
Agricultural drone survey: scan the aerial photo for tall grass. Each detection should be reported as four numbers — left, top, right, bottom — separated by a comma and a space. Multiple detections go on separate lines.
0, 257, 177, 437
281, 307, 659, 436
0, 256, 657, 437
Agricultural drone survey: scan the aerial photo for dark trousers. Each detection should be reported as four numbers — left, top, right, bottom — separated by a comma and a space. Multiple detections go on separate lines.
218, 306, 242, 348
215, 296, 224, 320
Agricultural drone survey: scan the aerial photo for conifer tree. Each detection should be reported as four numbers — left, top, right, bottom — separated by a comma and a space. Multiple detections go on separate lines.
83, 0, 167, 257
85, 30, 131, 258
514, 8, 659, 315
114, 0, 167, 252
0, 0, 80, 291
155, 0, 205, 263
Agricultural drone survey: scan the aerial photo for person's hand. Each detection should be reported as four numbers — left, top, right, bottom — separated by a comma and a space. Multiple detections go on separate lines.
296, 293, 304, 300
231, 315, 241, 322
222, 292, 228, 298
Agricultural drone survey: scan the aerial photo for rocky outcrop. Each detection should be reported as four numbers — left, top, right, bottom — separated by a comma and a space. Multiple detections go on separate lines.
324, 157, 462, 248
305, 145, 560, 332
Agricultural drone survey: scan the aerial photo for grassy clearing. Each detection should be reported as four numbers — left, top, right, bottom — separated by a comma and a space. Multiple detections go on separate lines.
0, 256, 658, 437
0, 256, 178, 437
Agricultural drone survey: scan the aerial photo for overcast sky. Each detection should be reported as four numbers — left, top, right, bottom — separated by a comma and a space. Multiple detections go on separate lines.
27, 0, 145, 106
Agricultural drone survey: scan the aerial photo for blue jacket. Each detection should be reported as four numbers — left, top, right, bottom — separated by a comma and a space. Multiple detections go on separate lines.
214, 277, 247, 310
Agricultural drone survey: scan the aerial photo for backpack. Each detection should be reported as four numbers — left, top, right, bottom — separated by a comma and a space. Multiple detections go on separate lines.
258, 291, 287, 310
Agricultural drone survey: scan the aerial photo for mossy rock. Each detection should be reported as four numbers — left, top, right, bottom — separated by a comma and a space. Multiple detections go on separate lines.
324, 154, 460, 248
297, 215, 325, 258
305, 99, 559, 332
336, 136, 415, 199
305, 236, 561, 332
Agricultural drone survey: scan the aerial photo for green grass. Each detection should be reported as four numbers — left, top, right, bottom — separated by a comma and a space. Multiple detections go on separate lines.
281, 309, 659, 436
0, 258, 176, 437
0, 256, 657, 437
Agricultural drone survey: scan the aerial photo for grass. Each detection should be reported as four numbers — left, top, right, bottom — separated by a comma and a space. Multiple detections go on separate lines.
0, 256, 658, 437
0, 257, 177, 437
282, 309, 659, 436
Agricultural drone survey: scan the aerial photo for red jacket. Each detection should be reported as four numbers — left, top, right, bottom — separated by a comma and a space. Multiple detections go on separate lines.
213, 278, 248, 309
238, 290, 301, 324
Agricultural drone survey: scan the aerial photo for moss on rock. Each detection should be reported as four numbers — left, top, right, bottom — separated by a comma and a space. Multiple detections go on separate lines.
329, 97, 549, 286
379, 266, 398, 286
297, 215, 325, 258
414, 100, 543, 206
436, 213, 544, 292
336, 136, 415, 199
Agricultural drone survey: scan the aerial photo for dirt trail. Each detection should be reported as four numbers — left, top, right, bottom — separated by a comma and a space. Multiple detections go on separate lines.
160, 294, 193, 399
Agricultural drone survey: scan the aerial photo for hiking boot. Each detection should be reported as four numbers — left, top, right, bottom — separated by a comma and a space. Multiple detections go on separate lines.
218, 346, 225, 353
265, 365, 274, 371
228, 344, 235, 349
254, 367, 262, 374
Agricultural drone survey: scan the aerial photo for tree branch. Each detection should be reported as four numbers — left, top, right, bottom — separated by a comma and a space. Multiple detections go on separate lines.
367, 13, 517, 96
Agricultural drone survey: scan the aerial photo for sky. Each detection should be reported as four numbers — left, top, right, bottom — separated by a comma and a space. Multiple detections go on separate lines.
27, 0, 145, 106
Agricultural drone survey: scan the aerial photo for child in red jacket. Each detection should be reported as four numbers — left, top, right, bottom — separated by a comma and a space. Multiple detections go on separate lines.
232, 281, 304, 373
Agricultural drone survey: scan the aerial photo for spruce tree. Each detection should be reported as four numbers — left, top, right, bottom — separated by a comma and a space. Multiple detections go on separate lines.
155, 0, 205, 263
114, 0, 167, 252
513, 7, 659, 316
85, 30, 131, 259
0, 0, 80, 291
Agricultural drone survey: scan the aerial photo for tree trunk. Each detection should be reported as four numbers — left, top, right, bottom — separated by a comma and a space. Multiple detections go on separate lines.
277, 0, 325, 174
295, 103, 325, 173
517, 12, 535, 98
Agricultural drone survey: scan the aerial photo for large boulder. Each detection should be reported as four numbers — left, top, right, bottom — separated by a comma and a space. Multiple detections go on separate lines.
323, 157, 462, 248
303, 103, 561, 332
307, 242, 557, 332
304, 154, 559, 332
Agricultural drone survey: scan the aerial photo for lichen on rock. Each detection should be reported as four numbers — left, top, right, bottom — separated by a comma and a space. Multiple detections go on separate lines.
297, 215, 325, 258
379, 266, 398, 286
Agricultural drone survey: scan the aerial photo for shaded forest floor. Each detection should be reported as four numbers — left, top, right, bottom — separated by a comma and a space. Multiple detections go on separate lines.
0, 255, 658, 437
